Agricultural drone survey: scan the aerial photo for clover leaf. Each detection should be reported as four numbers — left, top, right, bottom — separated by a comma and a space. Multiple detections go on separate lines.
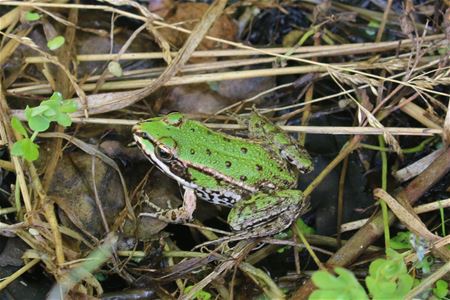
47, 36, 65, 50
310, 268, 369, 300
11, 138, 39, 161
11, 92, 77, 162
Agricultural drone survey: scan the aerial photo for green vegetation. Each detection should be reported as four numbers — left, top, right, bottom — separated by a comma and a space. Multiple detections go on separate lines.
11, 92, 77, 161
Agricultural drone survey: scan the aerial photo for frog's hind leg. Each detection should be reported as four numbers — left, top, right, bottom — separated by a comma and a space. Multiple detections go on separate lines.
248, 110, 313, 174
227, 190, 308, 237
246, 210, 299, 238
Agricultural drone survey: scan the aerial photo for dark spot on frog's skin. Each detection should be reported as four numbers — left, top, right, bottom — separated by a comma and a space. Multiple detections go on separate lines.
206, 130, 212, 135
170, 211, 176, 221
190, 149, 195, 155
195, 190, 207, 199
256, 164, 263, 171
225, 161, 232, 168
240, 175, 247, 181
241, 147, 248, 154
206, 149, 212, 156
223, 137, 231, 142
190, 128, 195, 132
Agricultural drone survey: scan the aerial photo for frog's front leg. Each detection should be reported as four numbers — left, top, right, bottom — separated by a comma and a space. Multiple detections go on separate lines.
227, 190, 308, 237
140, 188, 197, 223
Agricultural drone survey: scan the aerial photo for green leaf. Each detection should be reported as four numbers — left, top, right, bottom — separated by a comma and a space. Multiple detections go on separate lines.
40, 99, 59, 111
386, 247, 403, 259
311, 269, 368, 300
368, 259, 384, 276
60, 100, 78, 113
21, 139, 39, 161
28, 115, 50, 132
378, 281, 397, 295
184, 286, 212, 300
25, 11, 41, 21
276, 245, 289, 254
390, 231, 411, 250
368, 20, 380, 28
310, 290, 349, 300
312, 271, 340, 288
30, 105, 50, 117
416, 255, 433, 273
108, 61, 123, 77
11, 139, 39, 161
55, 112, 72, 127
24, 105, 32, 121
296, 218, 315, 235
11, 140, 24, 156
49, 91, 63, 101
47, 36, 65, 50
11, 116, 27, 136
335, 268, 360, 287
366, 249, 413, 300
396, 274, 414, 296
22, 92, 74, 132
43, 108, 57, 117
434, 280, 449, 299
365, 277, 377, 295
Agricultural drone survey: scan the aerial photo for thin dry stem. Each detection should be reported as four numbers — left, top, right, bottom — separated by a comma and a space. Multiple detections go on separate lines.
341, 198, 450, 233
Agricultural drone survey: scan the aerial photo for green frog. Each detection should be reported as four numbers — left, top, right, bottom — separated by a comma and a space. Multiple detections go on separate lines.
133, 111, 312, 237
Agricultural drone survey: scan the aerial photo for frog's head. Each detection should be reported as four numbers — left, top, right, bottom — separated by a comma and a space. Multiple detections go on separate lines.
132, 112, 193, 185
133, 112, 184, 162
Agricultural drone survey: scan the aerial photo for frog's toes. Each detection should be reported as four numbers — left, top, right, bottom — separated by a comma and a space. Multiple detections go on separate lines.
139, 207, 193, 224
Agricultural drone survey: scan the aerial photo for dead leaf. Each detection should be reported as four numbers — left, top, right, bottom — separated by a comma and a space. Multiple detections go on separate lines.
160, 3, 237, 57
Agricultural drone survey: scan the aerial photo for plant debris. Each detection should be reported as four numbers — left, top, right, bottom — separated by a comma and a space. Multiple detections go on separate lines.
0, 0, 449, 299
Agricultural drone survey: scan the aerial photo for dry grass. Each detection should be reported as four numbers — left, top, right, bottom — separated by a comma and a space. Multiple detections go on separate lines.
0, 0, 449, 299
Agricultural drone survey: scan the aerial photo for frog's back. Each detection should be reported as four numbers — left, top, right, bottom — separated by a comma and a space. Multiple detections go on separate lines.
174, 119, 297, 192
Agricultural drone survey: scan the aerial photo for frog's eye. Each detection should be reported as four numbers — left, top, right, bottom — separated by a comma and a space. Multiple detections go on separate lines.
155, 145, 173, 162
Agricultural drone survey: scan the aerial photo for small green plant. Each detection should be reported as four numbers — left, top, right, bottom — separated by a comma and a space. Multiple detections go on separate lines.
276, 219, 315, 253
309, 249, 416, 300
11, 92, 77, 161
25, 11, 41, 21
184, 286, 212, 300
433, 280, 449, 299
295, 218, 315, 235
365, 20, 380, 37
365, 248, 414, 299
390, 231, 411, 250
391, 231, 435, 273
47, 36, 65, 50
309, 267, 369, 300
